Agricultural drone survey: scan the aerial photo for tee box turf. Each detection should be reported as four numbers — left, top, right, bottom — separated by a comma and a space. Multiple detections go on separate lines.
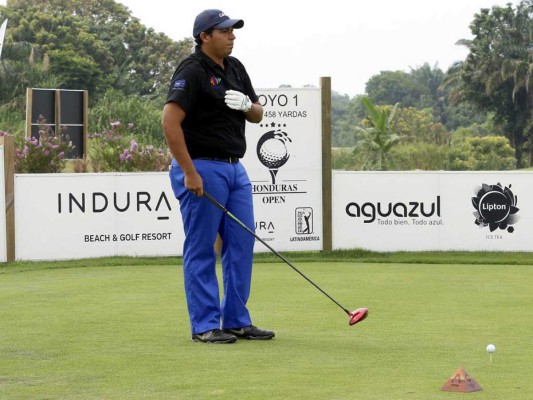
441, 367, 482, 392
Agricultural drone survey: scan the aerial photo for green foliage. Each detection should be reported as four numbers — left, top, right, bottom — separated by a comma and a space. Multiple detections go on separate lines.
389, 143, 450, 170
88, 89, 164, 145
1, 0, 193, 100
354, 97, 405, 170
391, 107, 450, 145
445, 1, 532, 166
88, 122, 171, 172
331, 92, 354, 147
448, 136, 516, 170
116, 139, 172, 172
0, 41, 62, 108
331, 93, 368, 147
442, 102, 488, 131
13, 116, 73, 173
331, 147, 361, 170
0, 105, 25, 136
365, 70, 425, 108
335, 114, 516, 171
48, 48, 108, 95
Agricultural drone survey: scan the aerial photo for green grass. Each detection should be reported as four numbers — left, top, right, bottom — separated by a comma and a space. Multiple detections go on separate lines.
1, 252, 533, 399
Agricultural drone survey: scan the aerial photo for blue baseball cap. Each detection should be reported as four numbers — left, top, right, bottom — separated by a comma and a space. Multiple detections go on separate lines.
193, 9, 244, 37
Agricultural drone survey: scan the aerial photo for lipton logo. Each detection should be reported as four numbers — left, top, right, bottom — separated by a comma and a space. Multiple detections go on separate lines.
472, 183, 519, 232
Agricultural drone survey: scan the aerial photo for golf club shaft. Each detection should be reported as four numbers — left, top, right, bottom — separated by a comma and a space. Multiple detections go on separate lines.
203, 191, 351, 315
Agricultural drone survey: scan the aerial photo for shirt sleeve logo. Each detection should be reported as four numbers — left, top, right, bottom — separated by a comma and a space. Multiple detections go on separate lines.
173, 79, 186, 89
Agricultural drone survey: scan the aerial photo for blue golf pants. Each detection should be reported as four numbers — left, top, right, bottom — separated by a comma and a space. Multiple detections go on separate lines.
169, 159, 255, 335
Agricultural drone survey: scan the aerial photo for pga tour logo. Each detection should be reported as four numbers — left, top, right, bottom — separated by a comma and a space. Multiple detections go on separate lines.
472, 183, 519, 233
295, 207, 313, 234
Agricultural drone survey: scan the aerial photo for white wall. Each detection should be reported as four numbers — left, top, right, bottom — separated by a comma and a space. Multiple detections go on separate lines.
333, 171, 533, 251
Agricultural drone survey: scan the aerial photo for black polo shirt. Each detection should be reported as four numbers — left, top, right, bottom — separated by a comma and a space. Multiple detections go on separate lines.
165, 48, 259, 159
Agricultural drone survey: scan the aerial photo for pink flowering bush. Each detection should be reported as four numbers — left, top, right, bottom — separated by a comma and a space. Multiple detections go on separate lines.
88, 121, 129, 172
14, 116, 73, 173
118, 139, 172, 172
88, 121, 171, 172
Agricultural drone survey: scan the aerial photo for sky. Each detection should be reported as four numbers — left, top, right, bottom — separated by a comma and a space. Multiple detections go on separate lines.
115, 0, 522, 97
1, 0, 522, 97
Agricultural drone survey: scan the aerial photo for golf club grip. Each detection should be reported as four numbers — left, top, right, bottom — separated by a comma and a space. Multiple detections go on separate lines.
202, 191, 350, 314
203, 191, 227, 212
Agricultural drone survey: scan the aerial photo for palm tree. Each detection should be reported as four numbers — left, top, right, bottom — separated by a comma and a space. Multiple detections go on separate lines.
353, 97, 404, 170
499, 1, 533, 162
444, 1, 532, 167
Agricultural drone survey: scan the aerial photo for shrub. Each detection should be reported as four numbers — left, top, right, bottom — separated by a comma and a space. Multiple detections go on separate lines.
87, 122, 128, 172
88, 121, 171, 172
390, 143, 450, 170
332, 147, 362, 170
89, 89, 165, 145
14, 116, 74, 173
448, 136, 516, 171
118, 139, 172, 172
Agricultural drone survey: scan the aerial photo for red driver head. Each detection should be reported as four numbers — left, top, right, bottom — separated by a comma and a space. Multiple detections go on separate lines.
349, 308, 368, 326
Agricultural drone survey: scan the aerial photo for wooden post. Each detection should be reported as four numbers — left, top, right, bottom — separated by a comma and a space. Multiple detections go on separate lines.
25, 87, 32, 137
0, 135, 15, 261
320, 77, 332, 252
83, 90, 89, 160
55, 89, 61, 136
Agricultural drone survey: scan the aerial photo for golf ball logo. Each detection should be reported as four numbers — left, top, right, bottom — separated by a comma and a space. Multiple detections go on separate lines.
257, 129, 292, 184
472, 182, 519, 232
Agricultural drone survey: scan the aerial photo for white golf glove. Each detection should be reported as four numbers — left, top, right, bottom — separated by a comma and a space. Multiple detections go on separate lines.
225, 90, 252, 112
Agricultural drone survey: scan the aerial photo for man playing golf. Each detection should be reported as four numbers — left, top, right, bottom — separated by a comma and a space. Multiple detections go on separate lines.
162, 9, 275, 343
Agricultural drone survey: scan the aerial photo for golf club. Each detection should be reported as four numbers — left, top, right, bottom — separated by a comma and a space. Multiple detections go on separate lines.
203, 191, 368, 326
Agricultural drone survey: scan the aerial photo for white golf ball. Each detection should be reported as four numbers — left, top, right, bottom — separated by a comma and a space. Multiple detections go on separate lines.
486, 344, 496, 353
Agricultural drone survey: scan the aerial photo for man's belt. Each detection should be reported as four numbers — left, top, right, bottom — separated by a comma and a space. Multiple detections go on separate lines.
195, 157, 240, 164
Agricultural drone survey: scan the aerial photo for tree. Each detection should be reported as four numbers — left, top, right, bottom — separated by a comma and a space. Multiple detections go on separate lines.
0, 41, 58, 105
353, 97, 404, 170
391, 107, 450, 145
445, 1, 532, 167
331, 92, 367, 147
448, 136, 516, 170
0, 38, 62, 135
365, 70, 425, 108
0, 0, 192, 99
331, 91, 353, 147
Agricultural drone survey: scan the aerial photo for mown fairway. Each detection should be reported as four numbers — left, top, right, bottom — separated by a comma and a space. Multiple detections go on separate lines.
1, 256, 532, 399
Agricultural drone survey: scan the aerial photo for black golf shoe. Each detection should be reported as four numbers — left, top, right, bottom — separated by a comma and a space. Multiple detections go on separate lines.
192, 329, 237, 344
224, 325, 275, 340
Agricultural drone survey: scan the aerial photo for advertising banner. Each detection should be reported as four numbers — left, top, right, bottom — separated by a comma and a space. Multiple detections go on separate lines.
332, 171, 533, 251
15, 172, 183, 261
242, 88, 323, 252
14, 88, 324, 261
0, 146, 6, 262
